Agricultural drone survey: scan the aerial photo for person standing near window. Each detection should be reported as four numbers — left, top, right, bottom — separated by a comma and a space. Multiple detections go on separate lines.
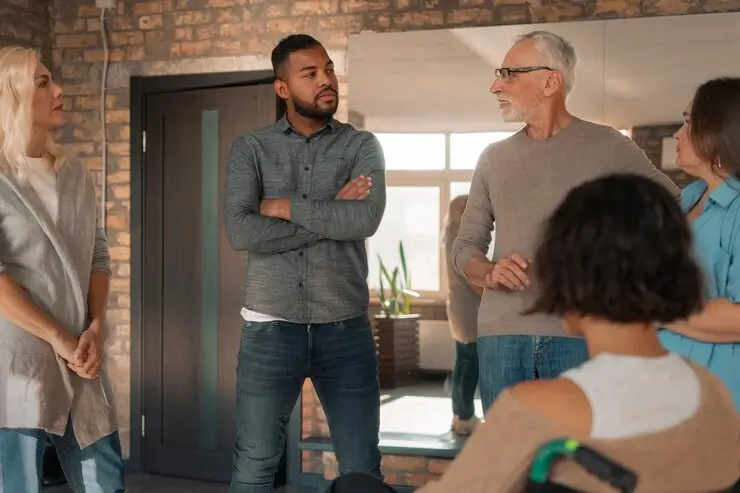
451, 30, 680, 412
658, 77, 740, 409
0, 46, 125, 493
443, 194, 482, 435
223, 34, 387, 493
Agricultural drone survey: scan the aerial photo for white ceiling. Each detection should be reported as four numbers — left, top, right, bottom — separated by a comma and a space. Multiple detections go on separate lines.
348, 12, 740, 132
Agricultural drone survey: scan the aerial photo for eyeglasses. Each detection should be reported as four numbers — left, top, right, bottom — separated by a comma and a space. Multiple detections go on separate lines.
495, 66, 553, 80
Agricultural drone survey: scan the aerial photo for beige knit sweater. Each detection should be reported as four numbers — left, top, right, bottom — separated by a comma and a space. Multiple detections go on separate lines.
419, 363, 739, 493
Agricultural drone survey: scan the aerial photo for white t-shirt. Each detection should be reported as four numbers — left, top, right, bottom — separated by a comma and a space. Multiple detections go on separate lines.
26, 157, 58, 224
561, 352, 701, 439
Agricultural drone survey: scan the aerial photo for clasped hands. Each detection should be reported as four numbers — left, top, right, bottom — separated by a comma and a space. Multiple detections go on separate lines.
50, 319, 104, 380
259, 175, 373, 220
485, 253, 532, 291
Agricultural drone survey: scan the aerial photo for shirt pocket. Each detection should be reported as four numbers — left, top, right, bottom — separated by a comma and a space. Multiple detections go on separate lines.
310, 156, 352, 200
258, 154, 296, 198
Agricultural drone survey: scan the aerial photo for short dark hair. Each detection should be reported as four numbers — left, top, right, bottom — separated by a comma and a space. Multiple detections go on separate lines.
527, 173, 704, 324
271, 34, 322, 78
690, 77, 740, 177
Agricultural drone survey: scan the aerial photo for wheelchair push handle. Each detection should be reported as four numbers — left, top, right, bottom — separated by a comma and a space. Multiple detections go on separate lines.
529, 439, 638, 493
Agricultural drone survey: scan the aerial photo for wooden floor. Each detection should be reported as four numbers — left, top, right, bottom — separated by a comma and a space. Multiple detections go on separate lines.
46, 474, 314, 492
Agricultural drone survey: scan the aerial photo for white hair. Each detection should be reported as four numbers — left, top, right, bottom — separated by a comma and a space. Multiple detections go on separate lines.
515, 31, 577, 94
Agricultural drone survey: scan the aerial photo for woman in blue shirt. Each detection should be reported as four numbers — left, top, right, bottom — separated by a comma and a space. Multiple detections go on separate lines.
658, 77, 740, 409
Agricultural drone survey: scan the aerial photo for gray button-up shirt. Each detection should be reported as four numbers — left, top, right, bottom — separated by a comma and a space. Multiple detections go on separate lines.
223, 117, 387, 324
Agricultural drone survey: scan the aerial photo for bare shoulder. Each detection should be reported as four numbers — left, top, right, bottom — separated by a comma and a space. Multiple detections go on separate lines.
510, 378, 592, 436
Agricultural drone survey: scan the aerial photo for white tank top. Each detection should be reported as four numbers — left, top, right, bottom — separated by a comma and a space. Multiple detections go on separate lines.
561, 352, 701, 439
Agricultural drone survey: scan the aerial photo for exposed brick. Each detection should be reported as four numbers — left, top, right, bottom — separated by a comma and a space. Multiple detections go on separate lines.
174, 27, 193, 40
590, 0, 641, 17
138, 14, 163, 30
531, 2, 586, 22
642, 0, 703, 14
205, 0, 248, 6
77, 4, 101, 17
292, 0, 340, 16
213, 7, 242, 23
704, 0, 740, 10
447, 7, 494, 25
110, 31, 144, 46
55, 18, 86, 34
132, 0, 172, 16
494, 3, 531, 22
306, 15, 364, 31
173, 10, 212, 26
340, 0, 391, 12
392, 10, 445, 28
54, 33, 99, 48
170, 40, 213, 57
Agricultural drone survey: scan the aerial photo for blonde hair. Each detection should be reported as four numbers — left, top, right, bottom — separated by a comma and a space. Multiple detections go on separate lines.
0, 46, 67, 181
442, 194, 468, 242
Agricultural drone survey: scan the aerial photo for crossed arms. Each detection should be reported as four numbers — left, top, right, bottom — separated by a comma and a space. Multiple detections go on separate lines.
223, 134, 387, 254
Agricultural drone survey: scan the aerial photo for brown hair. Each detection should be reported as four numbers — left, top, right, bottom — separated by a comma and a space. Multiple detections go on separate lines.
690, 77, 740, 176
526, 174, 703, 324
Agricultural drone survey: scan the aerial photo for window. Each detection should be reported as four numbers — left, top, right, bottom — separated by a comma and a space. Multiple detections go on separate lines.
375, 133, 446, 171
368, 132, 515, 298
450, 181, 471, 200
449, 132, 513, 170
367, 187, 441, 293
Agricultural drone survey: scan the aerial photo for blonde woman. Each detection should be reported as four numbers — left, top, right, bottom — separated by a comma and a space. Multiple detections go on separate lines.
443, 194, 483, 435
0, 47, 124, 492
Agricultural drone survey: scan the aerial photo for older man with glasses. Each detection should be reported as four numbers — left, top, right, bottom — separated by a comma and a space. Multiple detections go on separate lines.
450, 30, 680, 412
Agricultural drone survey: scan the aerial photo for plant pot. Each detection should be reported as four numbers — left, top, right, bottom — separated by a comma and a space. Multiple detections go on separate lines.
372, 314, 421, 389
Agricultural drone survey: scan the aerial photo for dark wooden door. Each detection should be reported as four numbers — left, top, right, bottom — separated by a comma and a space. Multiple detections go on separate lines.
142, 83, 282, 483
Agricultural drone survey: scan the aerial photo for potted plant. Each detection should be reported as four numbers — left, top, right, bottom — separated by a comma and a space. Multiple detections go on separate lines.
374, 240, 422, 389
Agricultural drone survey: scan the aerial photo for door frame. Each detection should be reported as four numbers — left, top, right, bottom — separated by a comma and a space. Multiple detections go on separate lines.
129, 70, 300, 484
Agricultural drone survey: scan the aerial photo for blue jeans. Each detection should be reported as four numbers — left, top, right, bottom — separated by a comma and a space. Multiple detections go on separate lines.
451, 341, 479, 420
230, 314, 382, 493
477, 335, 589, 412
0, 418, 125, 493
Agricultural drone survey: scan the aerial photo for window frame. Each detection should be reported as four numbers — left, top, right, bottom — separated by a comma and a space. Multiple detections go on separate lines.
368, 132, 511, 302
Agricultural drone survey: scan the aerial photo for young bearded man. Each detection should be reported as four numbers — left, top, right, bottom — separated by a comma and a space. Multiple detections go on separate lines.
223, 34, 386, 493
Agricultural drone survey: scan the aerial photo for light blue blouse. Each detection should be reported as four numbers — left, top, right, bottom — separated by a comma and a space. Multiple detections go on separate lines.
658, 176, 740, 409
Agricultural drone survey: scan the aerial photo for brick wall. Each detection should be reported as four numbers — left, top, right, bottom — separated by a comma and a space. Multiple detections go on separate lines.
631, 123, 695, 188
48, 0, 739, 482
0, 0, 53, 65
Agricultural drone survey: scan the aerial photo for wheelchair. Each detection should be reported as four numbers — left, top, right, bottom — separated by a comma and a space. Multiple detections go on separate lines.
526, 439, 740, 493
525, 438, 637, 493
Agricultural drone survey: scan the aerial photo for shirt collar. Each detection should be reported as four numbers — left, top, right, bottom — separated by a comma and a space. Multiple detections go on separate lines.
275, 115, 338, 136
682, 176, 740, 210
710, 175, 740, 208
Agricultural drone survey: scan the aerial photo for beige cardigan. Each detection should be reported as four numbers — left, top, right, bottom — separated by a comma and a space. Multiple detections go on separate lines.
0, 159, 118, 448
419, 363, 739, 493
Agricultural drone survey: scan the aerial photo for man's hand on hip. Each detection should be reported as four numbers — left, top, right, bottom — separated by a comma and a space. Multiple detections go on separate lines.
485, 253, 532, 291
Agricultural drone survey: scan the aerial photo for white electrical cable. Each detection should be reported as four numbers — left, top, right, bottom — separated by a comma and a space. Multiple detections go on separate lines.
100, 7, 109, 232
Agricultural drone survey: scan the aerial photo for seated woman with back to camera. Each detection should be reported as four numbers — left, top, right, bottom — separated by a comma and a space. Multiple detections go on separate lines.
330, 173, 739, 493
